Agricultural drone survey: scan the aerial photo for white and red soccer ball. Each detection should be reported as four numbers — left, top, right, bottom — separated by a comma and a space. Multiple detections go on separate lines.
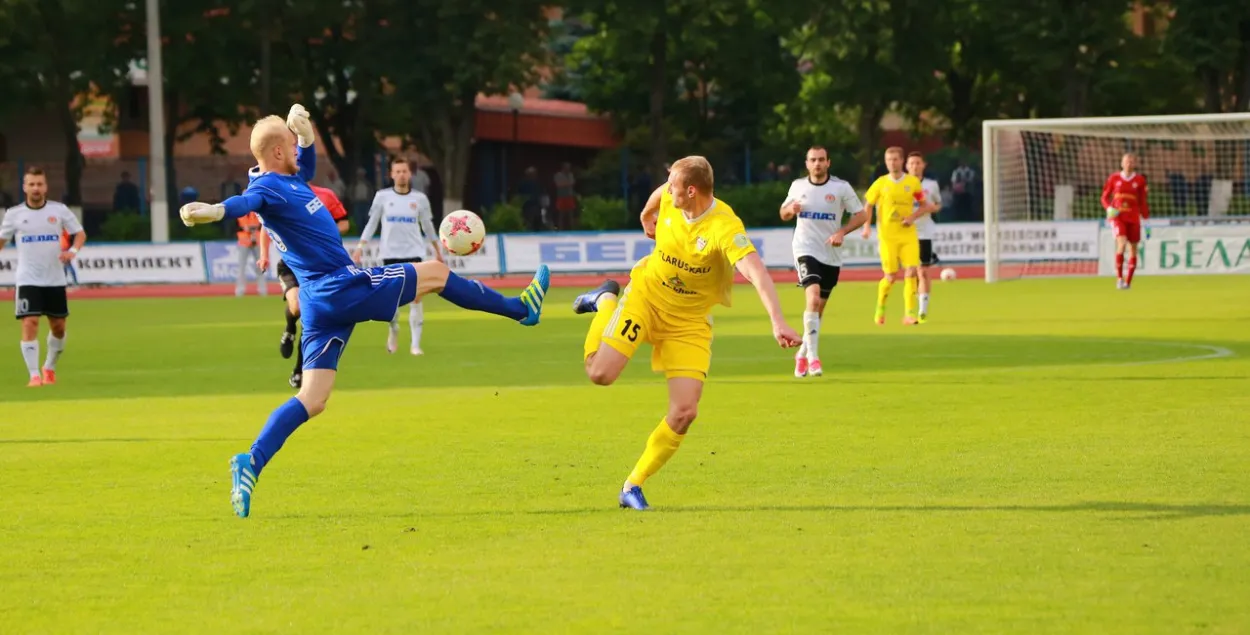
439, 209, 486, 256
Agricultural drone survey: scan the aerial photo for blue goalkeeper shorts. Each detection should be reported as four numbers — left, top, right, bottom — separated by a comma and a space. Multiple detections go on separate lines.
298, 264, 419, 370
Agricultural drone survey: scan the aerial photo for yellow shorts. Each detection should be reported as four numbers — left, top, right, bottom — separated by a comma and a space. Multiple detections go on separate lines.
600, 284, 712, 380
878, 235, 921, 274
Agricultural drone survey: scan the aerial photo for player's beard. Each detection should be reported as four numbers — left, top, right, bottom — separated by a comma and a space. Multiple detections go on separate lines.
26, 194, 45, 207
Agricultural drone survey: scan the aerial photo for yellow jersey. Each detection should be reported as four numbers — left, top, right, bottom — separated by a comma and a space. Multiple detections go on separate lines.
865, 174, 926, 238
632, 191, 756, 316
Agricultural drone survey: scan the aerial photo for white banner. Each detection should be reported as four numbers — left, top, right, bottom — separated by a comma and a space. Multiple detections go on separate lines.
352, 238, 501, 276
931, 222, 1100, 263
1098, 223, 1250, 276
0, 242, 206, 285
499, 222, 1101, 273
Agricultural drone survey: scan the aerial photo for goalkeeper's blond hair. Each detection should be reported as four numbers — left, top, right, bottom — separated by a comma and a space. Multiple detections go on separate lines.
249, 115, 289, 162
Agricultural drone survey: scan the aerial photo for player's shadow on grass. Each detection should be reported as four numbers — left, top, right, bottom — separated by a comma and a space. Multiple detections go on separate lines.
648, 501, 1250, 521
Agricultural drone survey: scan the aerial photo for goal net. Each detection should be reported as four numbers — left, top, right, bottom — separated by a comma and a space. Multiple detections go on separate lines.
981, 113, 1250, 282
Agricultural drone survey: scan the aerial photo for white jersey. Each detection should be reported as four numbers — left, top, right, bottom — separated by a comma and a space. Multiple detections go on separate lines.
915, 177, 942, 240
0, 201, 82, 287
784, 176, 863, 267
360, 187, 437, 260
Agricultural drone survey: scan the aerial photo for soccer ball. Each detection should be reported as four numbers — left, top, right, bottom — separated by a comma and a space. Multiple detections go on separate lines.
940, 267, 957, 281
439, 210, 486, 256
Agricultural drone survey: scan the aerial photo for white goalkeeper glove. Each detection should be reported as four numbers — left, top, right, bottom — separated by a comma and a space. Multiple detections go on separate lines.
286, 103, 315, 148
179, 202, 225, 227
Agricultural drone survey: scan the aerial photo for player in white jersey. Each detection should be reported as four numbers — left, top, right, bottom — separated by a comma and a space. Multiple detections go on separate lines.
352, 156, 441, 355
906, 152, 942, 323
779, 146, 869, 378
0, 167, 86, 387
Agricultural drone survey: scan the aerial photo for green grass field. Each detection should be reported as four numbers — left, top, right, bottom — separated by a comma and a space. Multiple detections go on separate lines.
3, 275, 1248, 634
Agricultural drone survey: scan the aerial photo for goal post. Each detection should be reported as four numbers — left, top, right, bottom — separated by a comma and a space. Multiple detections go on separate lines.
981, 112, 1250, 282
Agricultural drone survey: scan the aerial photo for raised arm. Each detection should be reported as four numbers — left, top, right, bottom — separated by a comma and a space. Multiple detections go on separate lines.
640, 185, 665, 238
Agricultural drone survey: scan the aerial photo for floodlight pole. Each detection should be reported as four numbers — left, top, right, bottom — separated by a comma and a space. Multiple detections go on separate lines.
146, 0, 170, 243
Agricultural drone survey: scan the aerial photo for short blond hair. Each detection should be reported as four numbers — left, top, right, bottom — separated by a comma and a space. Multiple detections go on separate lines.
885, 146, 904, 158
669, 156, 714, 193
249, 115, 288, 161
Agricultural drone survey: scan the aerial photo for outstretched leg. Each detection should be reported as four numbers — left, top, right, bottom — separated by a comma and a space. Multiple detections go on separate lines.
413, 261, 549, 326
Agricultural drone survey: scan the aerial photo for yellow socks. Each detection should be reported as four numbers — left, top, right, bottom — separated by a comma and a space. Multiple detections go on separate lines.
583, 295, 619, 360
876, 277, 893, 309
904, 275, 918, 317
627, 418, 686, 486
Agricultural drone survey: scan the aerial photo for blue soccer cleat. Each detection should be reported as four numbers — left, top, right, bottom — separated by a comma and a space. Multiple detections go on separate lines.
230, 452, 257, 518
518, 264, 550, 326
573, 279, 621, 315
619, 485, 650, 510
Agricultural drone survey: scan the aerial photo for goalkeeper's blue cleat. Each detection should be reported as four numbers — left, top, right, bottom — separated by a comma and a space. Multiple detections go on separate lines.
230, 452, 257, 519
619, 485, 650, 511
518, 265, 550, 326
573, 279, 621, 315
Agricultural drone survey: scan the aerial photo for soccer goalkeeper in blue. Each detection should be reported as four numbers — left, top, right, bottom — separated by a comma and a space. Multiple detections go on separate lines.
179, 104, 551, 519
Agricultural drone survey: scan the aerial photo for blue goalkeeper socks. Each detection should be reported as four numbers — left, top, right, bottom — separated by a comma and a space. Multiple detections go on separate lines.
438, 271, 527, 321
250, 397, 310, 475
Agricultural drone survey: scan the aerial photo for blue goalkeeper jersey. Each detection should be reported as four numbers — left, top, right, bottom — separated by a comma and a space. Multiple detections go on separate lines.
222, 145, 352, 284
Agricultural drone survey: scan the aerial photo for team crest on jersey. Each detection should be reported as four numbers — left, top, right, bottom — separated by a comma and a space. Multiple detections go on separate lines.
410, 202, 418, 210
667, 275, 686, 289
825, 194, 835, 203
903, 185, 911, 192
732, 233, 751, 249
695, 236, 707, 251
47, 216, 56, 224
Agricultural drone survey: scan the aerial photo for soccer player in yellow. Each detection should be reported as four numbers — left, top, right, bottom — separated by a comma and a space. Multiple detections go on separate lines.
860, 147, 939, 325
572, 156, 801, 510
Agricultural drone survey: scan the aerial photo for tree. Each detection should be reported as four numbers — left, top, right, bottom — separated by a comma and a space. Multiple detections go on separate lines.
568, 0, 801, 181
388, 0, 554, 209
111, 0, 264, 206
0, 0, 132, 205
778, 0, 936, 185
1165, 0, 1250, 113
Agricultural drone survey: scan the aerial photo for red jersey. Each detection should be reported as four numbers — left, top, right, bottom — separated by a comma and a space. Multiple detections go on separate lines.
309, 185, 348, 221
1100, 172, 1149, 223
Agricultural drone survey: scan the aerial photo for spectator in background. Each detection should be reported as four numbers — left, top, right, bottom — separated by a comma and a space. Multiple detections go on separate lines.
412, 163, 431, 195
179, 186, 200, 207
517, 166, 543, 231
553, 162, 578, 230
777, 164, 792, 181
325, 168, 346, 200
759, 161, 778, 183
235, 211, 267, 298
219, 171, 242, 203
951, 161, 976, 221
113, 171, 141, 212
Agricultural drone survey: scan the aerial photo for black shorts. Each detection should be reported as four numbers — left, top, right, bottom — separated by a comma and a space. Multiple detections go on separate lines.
15, 285, 69, 319
919, 239, 940, 267
382, 257, 424, 266
795, 256, 841, 299
277, 260, 299, 295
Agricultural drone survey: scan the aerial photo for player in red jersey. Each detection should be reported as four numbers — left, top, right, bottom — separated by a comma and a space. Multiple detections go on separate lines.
1101, 153, 1150, 290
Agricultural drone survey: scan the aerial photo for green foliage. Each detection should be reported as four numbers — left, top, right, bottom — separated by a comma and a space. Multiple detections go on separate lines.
486, 198, 527, 233
97, 212, 150, 242
578, 196, 632, 230
172, 222, 227, 242
716, 181, 791, 228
